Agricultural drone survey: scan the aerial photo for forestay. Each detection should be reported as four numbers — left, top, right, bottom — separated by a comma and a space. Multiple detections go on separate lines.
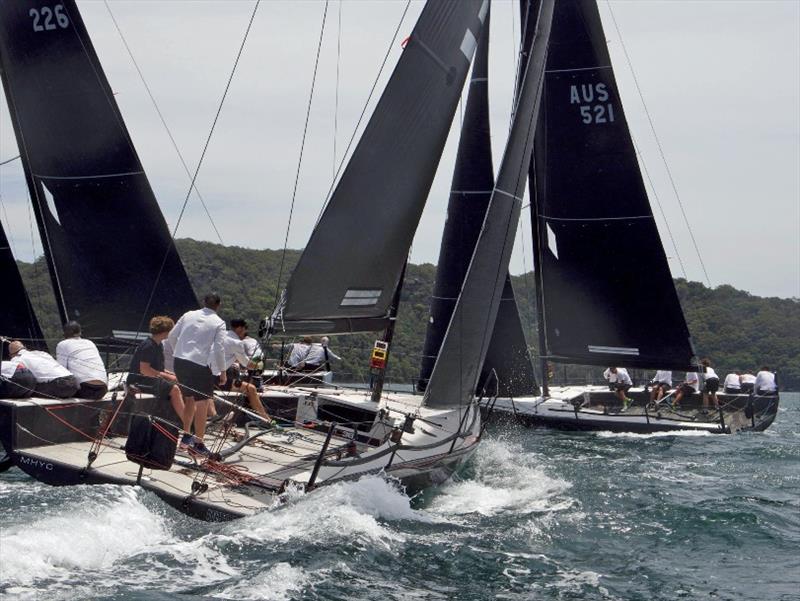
0, 222, 45, 354
272, 0, 489, 336
529, 0, 696, 371
0, 1, 197, 341
424, 0, 554, 408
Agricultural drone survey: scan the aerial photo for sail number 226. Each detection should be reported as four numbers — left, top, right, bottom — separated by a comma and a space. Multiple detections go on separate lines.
29, 5, 69, 32
570, 83, 615, 125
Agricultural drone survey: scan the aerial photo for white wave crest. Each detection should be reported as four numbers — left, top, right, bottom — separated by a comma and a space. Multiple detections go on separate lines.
427, 438, 571, 517
216, 562, 310, 601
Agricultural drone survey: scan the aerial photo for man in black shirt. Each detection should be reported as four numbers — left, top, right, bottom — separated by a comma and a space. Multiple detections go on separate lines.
127, 316, 185, 422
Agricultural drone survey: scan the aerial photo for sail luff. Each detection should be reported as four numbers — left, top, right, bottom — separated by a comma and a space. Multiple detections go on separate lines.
424, 0, 554, 408
273, 0, 489, 337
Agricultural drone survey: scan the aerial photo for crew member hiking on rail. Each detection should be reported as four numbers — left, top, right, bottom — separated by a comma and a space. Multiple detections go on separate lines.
169, 293, 227, 456
56, 321, 108, 400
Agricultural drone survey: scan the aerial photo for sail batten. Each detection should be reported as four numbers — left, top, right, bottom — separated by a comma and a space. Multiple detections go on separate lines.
529, 0, 696, 372
274, 1, 487, 336
0, 1, 198, 339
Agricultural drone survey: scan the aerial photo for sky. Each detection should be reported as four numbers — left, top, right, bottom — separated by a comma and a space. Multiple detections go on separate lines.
1, 0, 798, 300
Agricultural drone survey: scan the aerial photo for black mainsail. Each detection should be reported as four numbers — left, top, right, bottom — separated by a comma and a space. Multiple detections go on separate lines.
0, 1, 197, 340
528, 0, 696, 371
272, 0, 489, 336
417, 7, 537, 397
0, 221, 45, 355
425, 0, 554, 408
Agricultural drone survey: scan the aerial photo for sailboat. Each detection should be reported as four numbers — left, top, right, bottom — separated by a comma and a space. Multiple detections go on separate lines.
483, 0, 780, 434
0, 0, 556, 520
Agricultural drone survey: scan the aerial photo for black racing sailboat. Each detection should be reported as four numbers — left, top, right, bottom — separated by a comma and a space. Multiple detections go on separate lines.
491, 0, 779, 433
0, 0, 197, 345
0, 0, 559, 521
417, 5, 539, 399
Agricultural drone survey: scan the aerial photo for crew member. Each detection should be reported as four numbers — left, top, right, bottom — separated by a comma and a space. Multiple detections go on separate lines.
304, 336, 342, 371
723, 371, 741, 394
168, 294, 227, 455
286, 336, 313, 370
672, 371, 699, 409
603, 367, 633, 408
221, 321, 271, 420
56, 321, 108, 400
7, 340, 78, 398
649, 370, 672, 402
127, 316, 185, 424
739, 372, 756, 394
754, 366, 778, 396
701, 358, 720, 409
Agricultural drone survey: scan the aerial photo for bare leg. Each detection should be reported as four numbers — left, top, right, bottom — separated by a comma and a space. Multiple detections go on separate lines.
169, 385, 185, 423
182, 396, 196, 433
244, 383, 269, 419
193, 399, 208, 440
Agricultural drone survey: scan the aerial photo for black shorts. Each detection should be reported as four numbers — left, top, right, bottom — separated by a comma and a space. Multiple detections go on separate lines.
652, 382, 671, 391
723, 386, 741, 394
129, 376, 173, 402
218, 366, 240, 392
174, 357, 215, 400
679, 383, 697, 396
740, 382, 754, 393
704, 378, 720, 393
77, 381, 108, 400
611, 382, 631, 392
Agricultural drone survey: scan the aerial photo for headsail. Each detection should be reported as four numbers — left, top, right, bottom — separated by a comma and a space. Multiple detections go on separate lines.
0, 221, 45, 355
0, 1, 197, 341
416, 6, 537, 396
528, 0, 696, 371
424, 0, 554, 408
273, 0, 489, 336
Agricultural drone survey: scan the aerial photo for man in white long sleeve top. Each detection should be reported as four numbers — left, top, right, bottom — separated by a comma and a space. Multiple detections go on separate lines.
56, 321, 108, 400
168, 293, 227, 454
219, 322, 270, 420
649, 370, 672, 402
304, 337, 342, 371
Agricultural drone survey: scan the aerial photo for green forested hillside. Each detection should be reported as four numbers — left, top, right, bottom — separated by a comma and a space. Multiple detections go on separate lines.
16, 238, 800, 389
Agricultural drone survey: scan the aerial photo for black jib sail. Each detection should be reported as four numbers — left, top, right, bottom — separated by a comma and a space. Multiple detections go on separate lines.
424, 0, 554, 408
528, 0, 696, 371
0, 221, 45, 356
0, 1, 197, 341
272, 0, 489, 336
417, 7, 537, 397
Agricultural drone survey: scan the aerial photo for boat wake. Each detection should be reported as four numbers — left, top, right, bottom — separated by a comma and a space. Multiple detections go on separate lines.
426, 438, 572, 518
595, 429, 713, 440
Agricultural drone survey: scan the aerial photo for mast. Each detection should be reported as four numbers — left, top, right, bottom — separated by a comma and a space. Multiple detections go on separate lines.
370, 263, 406, 403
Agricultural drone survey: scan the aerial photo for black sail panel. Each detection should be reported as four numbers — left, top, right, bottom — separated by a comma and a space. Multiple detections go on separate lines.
425, 0, 553, 408
274, 0, 489, 336
530, 0, 695, 371
0, 1, 197, 340
0, 222, 45, 355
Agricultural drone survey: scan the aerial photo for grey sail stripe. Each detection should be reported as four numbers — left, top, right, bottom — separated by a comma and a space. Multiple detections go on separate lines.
33, 170, 145, 181
541, 214, 653, 222
470, 77, 488, 83
451, 189, 493, 194
546, 65, 612, 74
494, 188, 524, 201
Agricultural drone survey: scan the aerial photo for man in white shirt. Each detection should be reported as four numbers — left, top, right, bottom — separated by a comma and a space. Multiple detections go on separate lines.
304, 337, 342, 372
168, 294, 227, 455
0, 350, 36, 398
754, 366, 778, 395
218, 323, 270, 420
723, 371, 742, 394
56, 321, 108, 400
8, 340, 78, 398
229, 319, 260, 366
649, 370, 672, 402
286, 337, 313, 370
701, 358, 720, 409
740, 372, 756, 394
672, 371, 700, 409
603, 367, 633, 408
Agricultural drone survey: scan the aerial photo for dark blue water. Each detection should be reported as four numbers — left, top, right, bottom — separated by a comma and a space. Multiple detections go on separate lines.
1, 394, 797, 601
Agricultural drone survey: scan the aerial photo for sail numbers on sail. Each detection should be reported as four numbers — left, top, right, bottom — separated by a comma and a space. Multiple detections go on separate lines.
29, 5, 69, 32
570, 82, 615, 125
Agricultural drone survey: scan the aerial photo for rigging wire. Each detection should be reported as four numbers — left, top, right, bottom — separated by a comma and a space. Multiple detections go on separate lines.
0, 154, 20, 166
333, 0, 342, 180
312, 0, 412, 228
103, 0, 224, 245
274, 0, 330, 307
604, 1, 711, 286
138, 0, 261, 331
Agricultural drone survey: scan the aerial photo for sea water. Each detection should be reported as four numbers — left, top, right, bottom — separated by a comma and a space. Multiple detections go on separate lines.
1, 393, 797, 600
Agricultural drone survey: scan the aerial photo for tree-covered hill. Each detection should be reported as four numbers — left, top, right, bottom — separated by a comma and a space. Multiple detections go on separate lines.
16, 238, 800, 389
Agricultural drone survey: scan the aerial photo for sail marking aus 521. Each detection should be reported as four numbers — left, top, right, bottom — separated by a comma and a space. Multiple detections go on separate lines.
570, 82, 615, 125
29, 5, 69, 32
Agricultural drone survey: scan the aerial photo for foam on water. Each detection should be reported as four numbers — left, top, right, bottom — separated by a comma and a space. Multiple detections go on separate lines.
215, 562, 310, 601
428, 438, 571, 517
222, 475, 432, 549
595, 429, 712, 440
